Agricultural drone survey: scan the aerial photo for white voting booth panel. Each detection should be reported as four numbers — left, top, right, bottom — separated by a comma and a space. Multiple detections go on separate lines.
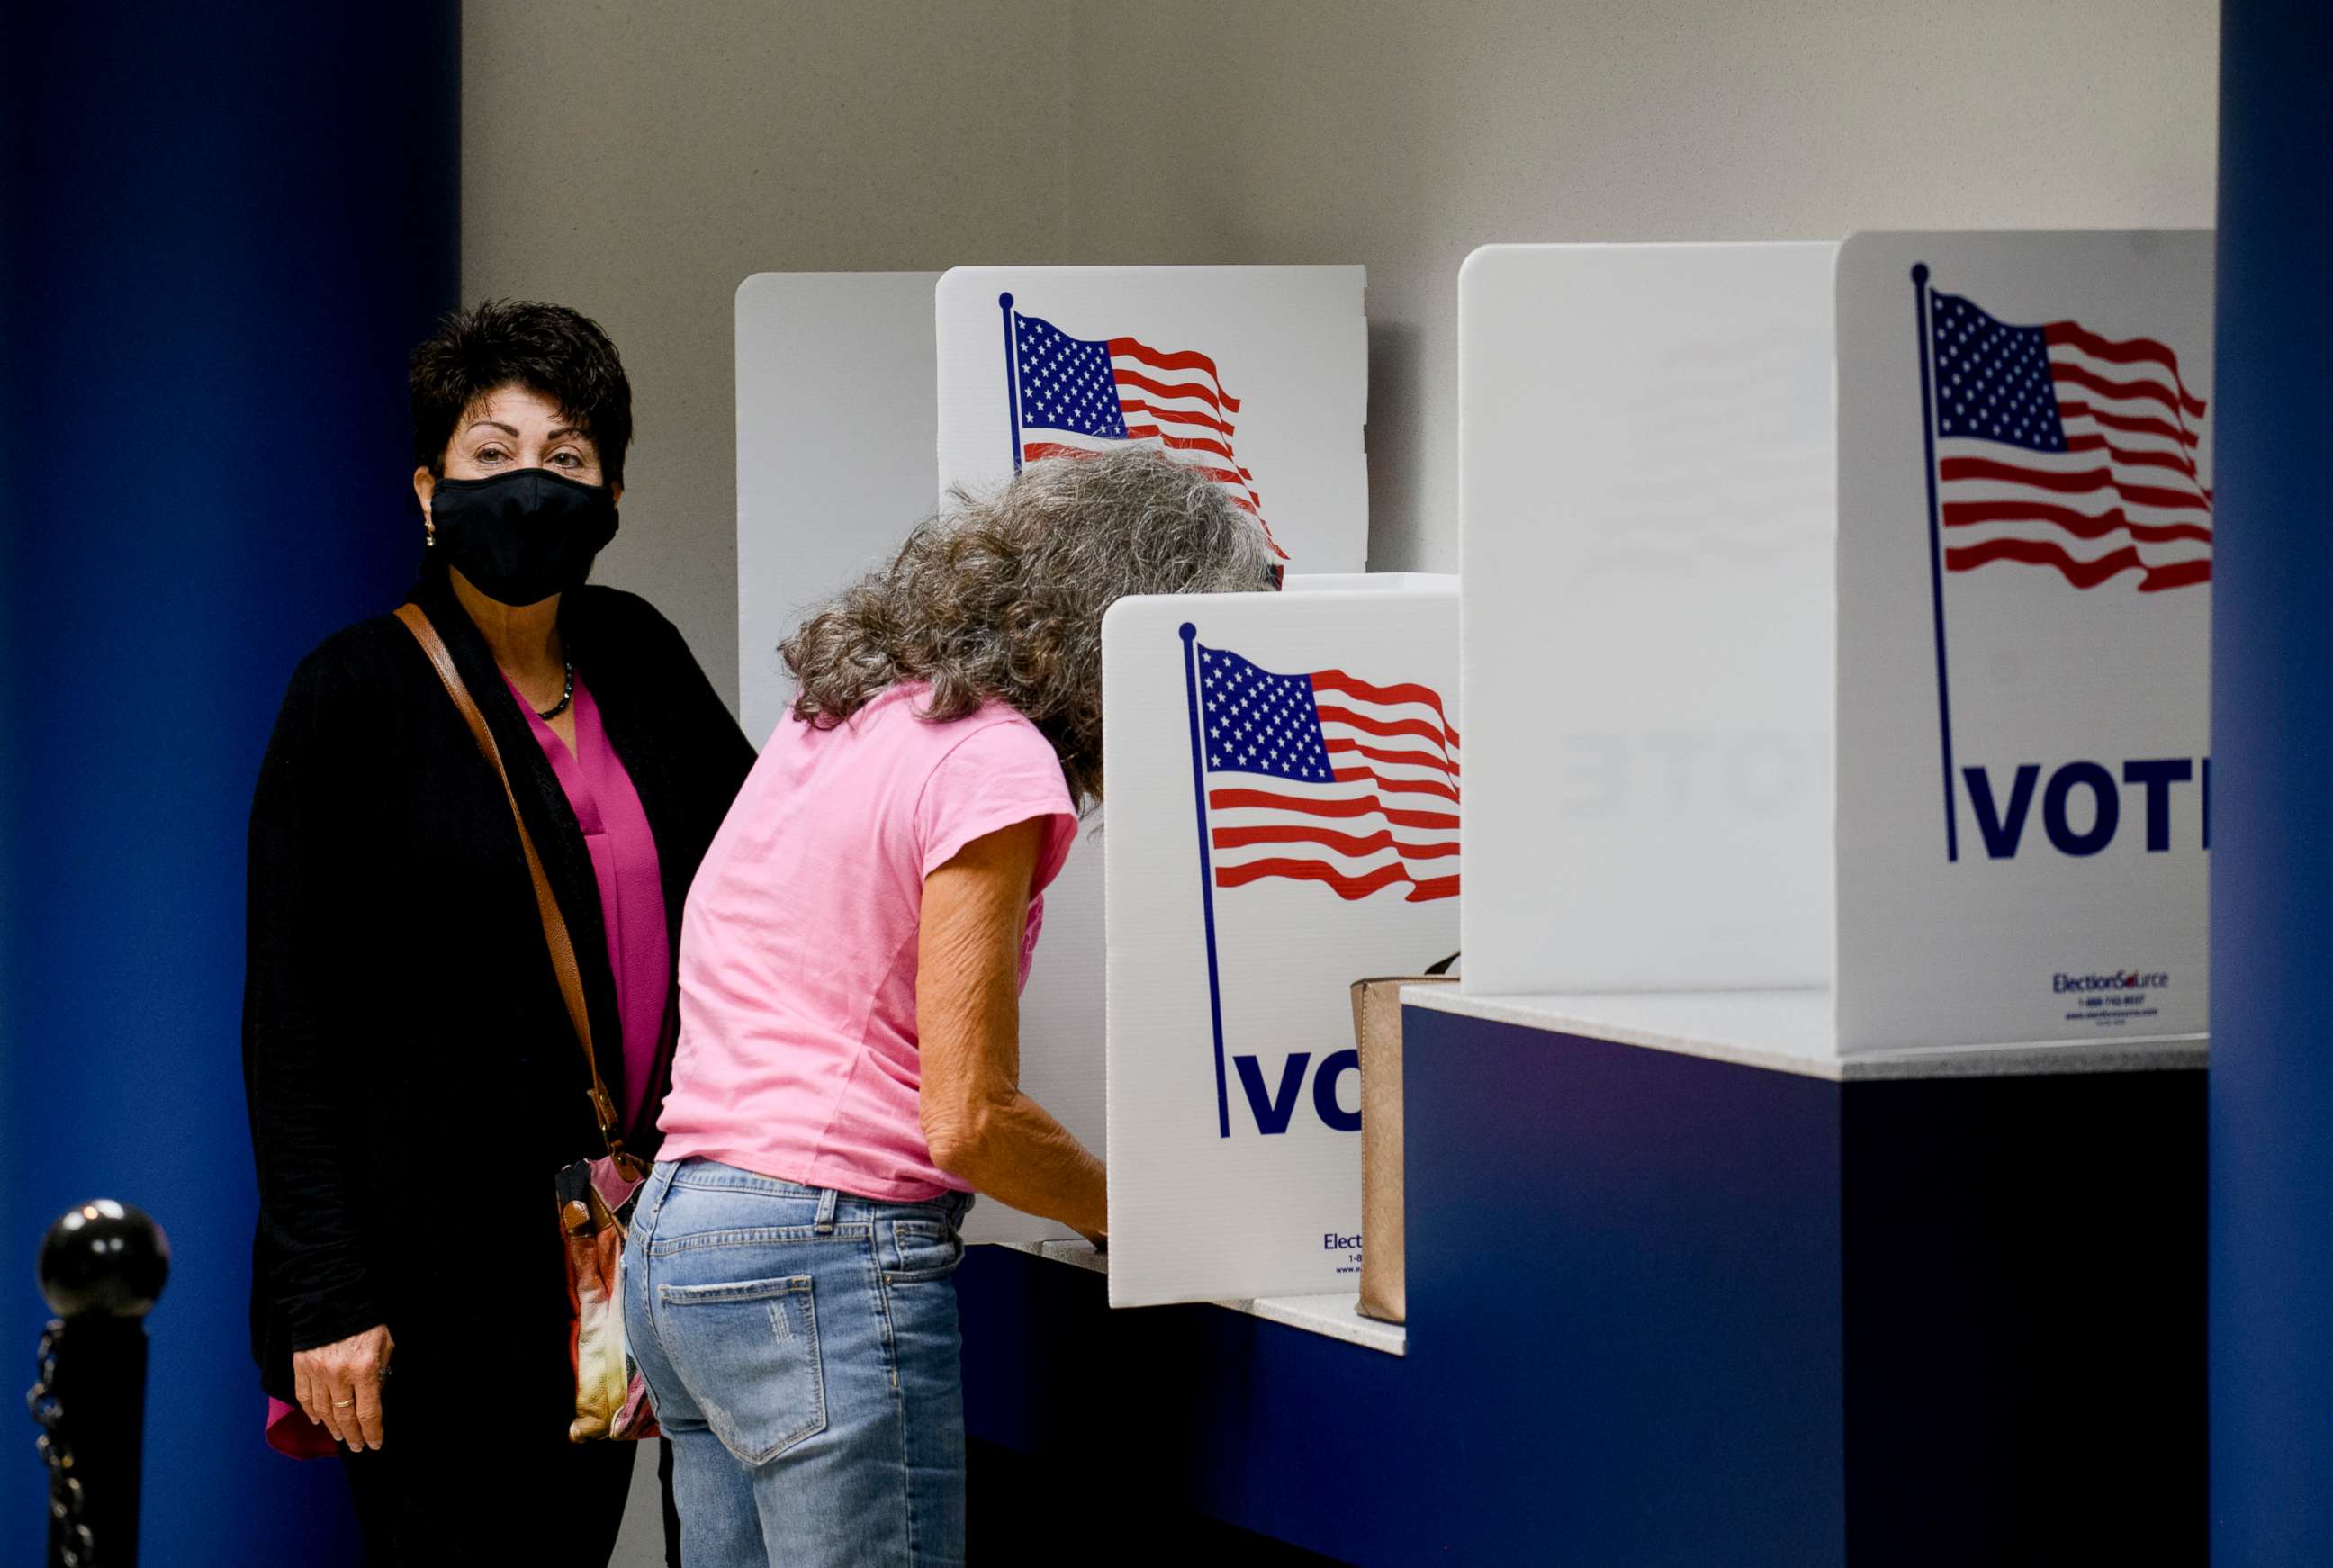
736, 271, 941, 744
932, 266, 1372, 1244
1460, 243, 1837, 996
934, 265, 1369, 575
1460, 235, 2211, 1054
1835, 231, 2212, 1049
1103, 586, 1459, 1307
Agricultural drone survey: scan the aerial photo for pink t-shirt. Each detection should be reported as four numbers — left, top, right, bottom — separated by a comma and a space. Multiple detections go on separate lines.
657, 683, 1078, 1202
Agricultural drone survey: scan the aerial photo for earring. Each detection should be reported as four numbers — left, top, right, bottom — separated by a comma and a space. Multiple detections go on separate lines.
425, 522, 436, 548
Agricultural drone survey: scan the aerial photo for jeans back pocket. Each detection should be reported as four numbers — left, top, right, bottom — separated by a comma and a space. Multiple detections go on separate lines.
654, 1275, 826, 1464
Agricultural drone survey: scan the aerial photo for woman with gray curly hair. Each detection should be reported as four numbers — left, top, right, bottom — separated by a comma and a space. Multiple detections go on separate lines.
624, 448, 1275, 1565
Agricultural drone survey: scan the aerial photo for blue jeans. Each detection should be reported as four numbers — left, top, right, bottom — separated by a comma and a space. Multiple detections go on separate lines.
623, 1159, 973, 1567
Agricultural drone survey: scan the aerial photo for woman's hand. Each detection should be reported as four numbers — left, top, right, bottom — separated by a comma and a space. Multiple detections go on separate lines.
293, 1324, 394, 1451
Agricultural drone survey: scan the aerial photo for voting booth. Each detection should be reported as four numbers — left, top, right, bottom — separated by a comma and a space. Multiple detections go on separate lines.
1374, 231, 2214, 1560
736, 265, 1394, 1258
1458, 233, 2213, 1056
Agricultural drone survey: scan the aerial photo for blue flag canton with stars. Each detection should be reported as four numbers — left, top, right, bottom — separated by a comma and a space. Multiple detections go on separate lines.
1196, 644, 1336, 782
1013, 312, 1129, 440
1928, 291, 2068, 454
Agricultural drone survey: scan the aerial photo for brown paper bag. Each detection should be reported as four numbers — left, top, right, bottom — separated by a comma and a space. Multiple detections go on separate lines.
1349, 961, 1458, 1324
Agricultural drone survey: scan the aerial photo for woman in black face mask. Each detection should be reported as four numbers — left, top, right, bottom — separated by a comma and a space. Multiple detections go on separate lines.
240, 299, 755, 1565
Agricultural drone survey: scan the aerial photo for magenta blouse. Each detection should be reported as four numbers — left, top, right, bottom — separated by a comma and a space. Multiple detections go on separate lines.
266, 671, 670, 1459
507, 671, 671, 1131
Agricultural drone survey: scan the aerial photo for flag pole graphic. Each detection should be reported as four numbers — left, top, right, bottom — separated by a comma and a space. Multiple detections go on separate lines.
1178, 622, 1232, 1139
998, 292, 1022, 474
1912, 263, 1960, 863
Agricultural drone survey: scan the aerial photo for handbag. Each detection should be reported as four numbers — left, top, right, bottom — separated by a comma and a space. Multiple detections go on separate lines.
393, 603, 660, 1443
1347, 952, 1458, 1326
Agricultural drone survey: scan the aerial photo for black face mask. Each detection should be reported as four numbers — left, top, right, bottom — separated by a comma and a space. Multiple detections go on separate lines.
429, 468, 620, 606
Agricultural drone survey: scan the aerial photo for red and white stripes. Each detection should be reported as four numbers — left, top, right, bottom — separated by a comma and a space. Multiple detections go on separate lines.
1941, 319, 2211, 593
1207, 668, 1460, 904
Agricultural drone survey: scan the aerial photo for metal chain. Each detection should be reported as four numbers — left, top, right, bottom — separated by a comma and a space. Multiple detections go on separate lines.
27, 1321, 95, 1568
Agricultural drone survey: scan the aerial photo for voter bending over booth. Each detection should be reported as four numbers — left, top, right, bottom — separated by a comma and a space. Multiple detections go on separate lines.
629, 447, 1279, 1566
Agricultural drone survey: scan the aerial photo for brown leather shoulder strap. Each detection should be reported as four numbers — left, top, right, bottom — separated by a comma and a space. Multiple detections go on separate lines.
393, 603, 627, 1160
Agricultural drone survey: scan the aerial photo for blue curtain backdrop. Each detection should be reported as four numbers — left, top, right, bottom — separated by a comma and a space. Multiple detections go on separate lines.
2212, 0, 2333, 1560
0, 6, 458, 1561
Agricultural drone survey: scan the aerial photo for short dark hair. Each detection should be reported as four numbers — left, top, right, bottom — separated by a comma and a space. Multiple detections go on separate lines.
409, 299, 633, 487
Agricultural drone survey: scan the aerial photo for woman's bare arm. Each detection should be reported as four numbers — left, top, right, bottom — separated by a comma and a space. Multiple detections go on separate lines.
917, 818, 1106, 1238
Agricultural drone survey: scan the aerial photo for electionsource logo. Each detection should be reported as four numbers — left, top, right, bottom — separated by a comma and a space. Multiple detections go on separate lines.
2053, 969, 2170, 994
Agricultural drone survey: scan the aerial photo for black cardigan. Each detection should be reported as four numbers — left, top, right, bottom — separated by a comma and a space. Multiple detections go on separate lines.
240, 570, 756, 1396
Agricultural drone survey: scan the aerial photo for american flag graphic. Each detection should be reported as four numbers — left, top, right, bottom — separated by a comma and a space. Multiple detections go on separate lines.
1006, 301, 1288, 563
1924, 285, 2211, 593
1194, 642, 1458, 904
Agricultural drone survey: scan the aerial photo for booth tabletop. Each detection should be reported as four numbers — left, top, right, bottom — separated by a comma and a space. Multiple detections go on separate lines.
1402, 984, 2208, 1080
991, 1239, 1407, 1356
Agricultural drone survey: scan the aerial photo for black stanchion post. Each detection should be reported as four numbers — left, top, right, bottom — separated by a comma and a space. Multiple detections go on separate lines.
27, 1201, 170, 1568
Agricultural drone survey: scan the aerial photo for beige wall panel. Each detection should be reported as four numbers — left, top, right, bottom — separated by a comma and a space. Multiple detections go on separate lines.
466, 1, 2213, 712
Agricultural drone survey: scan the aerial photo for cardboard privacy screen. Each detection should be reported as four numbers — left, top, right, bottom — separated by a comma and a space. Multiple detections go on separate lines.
935, 266, 1368, 574
1103, 584, 1459, 1307
1835, 231, 2212, 1049
1459, 234, 2210, 1054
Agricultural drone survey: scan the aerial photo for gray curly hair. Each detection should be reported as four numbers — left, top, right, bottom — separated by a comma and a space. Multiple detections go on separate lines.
782, 447, 1279, 809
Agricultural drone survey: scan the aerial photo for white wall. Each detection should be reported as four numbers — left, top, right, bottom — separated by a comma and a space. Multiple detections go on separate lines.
464, 0, 2217, 711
